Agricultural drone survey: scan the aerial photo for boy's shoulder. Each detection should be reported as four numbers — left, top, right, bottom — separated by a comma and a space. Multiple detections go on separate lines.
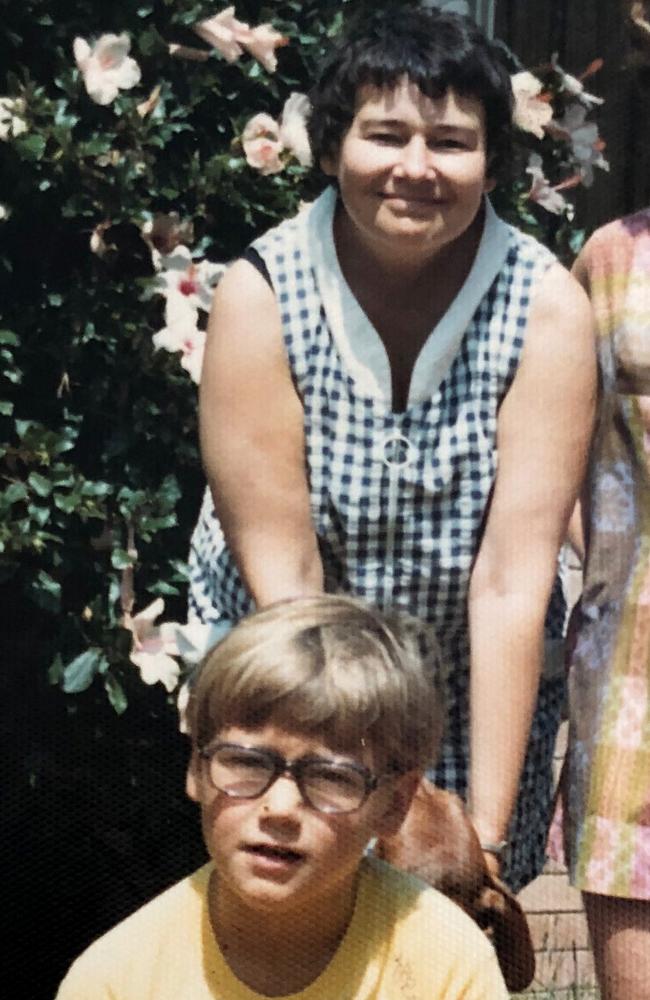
363, 853, 486, 936
361, 857, 509, 999
56, 864, 212, 999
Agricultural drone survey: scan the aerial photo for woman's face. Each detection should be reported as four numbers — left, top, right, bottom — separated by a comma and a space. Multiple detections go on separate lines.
322, 77, 494, 263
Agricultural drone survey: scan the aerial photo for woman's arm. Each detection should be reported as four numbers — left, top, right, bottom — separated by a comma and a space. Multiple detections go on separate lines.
467, 261, 596, 860
199, 259, 324, 606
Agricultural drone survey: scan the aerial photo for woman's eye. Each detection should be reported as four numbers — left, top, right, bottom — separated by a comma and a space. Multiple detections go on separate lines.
368, 132, 402, 145
430, 138, 468, 150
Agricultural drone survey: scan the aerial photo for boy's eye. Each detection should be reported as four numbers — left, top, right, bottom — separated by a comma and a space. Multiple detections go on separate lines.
217, 749, 269, 771
309, 764, 356, 783
305, 762, 366, 793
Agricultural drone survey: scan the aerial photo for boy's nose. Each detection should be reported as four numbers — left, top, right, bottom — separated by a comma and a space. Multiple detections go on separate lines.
394, 136, 435, 180
259, 773, 304, 817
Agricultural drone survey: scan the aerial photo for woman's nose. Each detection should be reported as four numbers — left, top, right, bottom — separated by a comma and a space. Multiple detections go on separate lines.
394, 137, 434, 180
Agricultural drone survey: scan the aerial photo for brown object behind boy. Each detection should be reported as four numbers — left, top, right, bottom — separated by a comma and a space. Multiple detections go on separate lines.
376, 780, 536, 992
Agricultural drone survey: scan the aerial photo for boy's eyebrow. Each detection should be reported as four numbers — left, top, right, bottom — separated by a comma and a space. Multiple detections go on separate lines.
207, 739, 364, 766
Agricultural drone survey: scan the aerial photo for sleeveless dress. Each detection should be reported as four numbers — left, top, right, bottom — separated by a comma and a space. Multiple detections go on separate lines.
189, 187, 566, 891
560, 211, 650, 900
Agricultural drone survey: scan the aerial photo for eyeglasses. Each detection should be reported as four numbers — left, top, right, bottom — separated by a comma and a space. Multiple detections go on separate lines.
198, 742, 382, 814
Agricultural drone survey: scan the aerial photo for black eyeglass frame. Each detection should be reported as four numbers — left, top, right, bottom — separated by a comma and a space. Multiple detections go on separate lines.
197, 741, 384, 814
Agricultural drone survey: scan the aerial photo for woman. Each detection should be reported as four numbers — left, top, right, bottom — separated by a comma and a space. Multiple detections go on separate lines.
190, 6, 596, 891
560, 211, 650, 998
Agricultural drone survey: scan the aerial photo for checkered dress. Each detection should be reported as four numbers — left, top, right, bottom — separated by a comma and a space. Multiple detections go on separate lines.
189, 190, 566, 891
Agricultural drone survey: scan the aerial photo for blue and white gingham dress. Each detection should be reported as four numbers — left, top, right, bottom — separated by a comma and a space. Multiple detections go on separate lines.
189, 188, 566, 891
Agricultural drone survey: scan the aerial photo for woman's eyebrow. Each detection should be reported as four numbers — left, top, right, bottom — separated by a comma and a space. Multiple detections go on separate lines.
359, 117, 478, 133
359, 117, 406, 128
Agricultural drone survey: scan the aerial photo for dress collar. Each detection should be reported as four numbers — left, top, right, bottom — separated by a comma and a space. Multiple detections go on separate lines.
307, 185, 511, 409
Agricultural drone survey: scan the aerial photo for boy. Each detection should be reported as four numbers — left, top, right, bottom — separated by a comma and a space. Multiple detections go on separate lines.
57, 596, 508, 998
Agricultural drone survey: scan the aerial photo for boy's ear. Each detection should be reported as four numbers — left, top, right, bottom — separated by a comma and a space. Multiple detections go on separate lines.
374, 770, 421, 838
484, 176, 496, 194
185, 749, 202, 803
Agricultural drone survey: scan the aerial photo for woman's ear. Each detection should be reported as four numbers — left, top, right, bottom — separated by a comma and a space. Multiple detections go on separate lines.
484, 176, 497, 194
320, 148, 339, 177
374, 770, 421, 837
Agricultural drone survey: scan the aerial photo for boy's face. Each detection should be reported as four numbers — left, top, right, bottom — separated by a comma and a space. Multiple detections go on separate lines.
186, 721, 417, 921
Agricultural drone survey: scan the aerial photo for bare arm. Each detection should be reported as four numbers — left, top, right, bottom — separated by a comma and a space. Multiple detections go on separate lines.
467, 262, 596, 854
199, 260, 323, 606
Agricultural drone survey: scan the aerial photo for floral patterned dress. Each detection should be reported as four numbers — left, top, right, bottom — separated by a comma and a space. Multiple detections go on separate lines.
562, 210, 650, 900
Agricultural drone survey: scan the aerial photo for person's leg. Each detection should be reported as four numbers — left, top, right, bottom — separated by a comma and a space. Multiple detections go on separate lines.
583, 892, 650, 1000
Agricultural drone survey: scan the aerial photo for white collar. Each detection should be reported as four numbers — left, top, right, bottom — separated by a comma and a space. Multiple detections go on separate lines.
307, 186, 510, 408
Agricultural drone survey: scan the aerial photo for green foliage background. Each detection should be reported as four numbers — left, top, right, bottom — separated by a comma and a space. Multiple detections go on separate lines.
1, 0, 355, 715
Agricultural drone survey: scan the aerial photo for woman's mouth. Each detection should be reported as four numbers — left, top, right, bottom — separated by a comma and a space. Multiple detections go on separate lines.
382, 193, 443, 207
379, 193, 447, 219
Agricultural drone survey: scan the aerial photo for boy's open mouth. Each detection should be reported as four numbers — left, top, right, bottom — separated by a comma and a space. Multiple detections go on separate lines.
245, 843, 305, 863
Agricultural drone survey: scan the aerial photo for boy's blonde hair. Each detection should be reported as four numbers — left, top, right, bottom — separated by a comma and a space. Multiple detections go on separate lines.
187, 595, 443, 772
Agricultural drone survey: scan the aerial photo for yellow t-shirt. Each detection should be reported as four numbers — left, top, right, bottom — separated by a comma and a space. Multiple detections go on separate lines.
56, 857, 508, 999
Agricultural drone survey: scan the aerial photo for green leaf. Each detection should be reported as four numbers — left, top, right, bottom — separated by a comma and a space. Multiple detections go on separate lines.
28, 471, 52, 497
15, 133, 47, 161
31, 569, 61, 613
111, 547, 135, 570
80, 480, 112, 498
53, 492, 78, 514
158, 473, 181, 509
568, 228, 586, 255
0, 329, 19, 346
62, 647, 105, 693
168, 558, 189, 581
104, 673, 128, 714
0, 401, 13, 416
48, 653, 65, 685
28, 503, 50, 527
147, 580, 180, 596
4, 482, 27, 504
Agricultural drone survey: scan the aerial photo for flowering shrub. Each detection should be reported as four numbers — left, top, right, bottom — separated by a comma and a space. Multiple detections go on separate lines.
493, 52, 608, 253
0, 1, 606, 715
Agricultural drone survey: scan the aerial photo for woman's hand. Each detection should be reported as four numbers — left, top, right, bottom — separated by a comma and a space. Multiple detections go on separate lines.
199, 259, 324, 607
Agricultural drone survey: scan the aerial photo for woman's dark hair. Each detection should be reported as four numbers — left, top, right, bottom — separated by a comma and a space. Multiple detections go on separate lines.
308, 5, 514, 180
